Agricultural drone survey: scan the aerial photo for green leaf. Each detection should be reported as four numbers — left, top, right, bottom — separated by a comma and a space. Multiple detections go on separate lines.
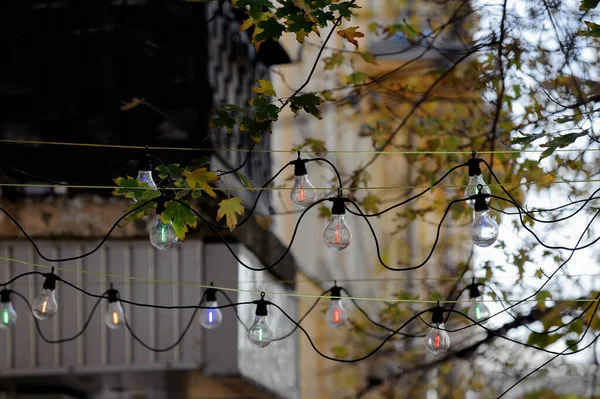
239, 117, 272, 143
579, 21, 600, 37
252, 80, 277, 97
318, 205, 332, 219
156, 164, 184, 180
323, 52, 344, 70
216, 197, 246, 231
249, 96, 280, 122
121, 198, 157, 225
161, 200, 197, 241
292, 137, 328, 154
362, 194, 381, 213
539, 131, 588, 160
329, 1, 360, 20
182, 168, 220, 198
580, 0, 600, 10
236, 172, 255, 192
536, 290, 552, 310
112, 177, 157, 202
255, 17, 286, 43
359, 51, 377, 64
209, 109, 236, 131
344, 72, 366, 85
331, 345, 349, 358
508, 132, 546, 146
289, 93, 324, 119
232, 0, 273, 19
285, 13, 317, 43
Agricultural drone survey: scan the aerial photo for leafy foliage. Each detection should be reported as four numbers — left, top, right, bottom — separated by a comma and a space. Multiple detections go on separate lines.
161, 200, 198, 240
216, 197, 246, 231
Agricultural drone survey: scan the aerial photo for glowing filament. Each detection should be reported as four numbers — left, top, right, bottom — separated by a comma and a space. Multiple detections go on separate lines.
112, 311, 119, 325
2, 310, 8, 325
475, 305, 481, 320
208, 311, 213, 324
434, 333, 441, 349
258, 328, 263, 342
299, 187, 306, 202
42, 299, 47, 314
335, 219, 340, 243
333, 308, 341, 323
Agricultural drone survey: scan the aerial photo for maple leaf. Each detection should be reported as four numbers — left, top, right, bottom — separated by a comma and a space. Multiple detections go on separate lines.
252, 80, 277, 97
362, 194, 381, 214
112, 177, 157, 202
217, 197, 246, 231
156, 163, 184, 180
161, 200, 197, 241
289, 93, 324, 119
337, 26, 364, 48
182, 168, 220, 198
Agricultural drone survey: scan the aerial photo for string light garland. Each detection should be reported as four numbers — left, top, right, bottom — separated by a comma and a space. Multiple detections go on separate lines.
0, 142, 597, 399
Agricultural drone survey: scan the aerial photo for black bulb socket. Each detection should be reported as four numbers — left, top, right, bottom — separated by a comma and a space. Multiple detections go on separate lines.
473, 194, 490, 212
0, 289, 11, 303
156, 194, 168, 214
107, 288, 119, 303
431, 306, 445, 325
42, 273, 58, 291
253, 299, 269, 317
291, 158, 308, 177
139, 152, 153, 171
467, 156, 483, 177
330, 197, 347, 215
205, 288, 217, 302
330, 286, 342, 301
468, 284, 482, 299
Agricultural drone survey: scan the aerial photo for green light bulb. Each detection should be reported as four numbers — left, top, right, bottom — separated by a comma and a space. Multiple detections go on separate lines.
0, 300, 17, 328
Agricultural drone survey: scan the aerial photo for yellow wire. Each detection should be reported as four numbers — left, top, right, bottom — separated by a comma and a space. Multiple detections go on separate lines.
0, 139, 597, 155
1, 255, 598, 304
0, 179, 598, 192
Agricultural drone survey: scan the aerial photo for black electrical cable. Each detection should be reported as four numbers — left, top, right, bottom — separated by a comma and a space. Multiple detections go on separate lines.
10, 290, 107, 344
122, 293, 207, 353
484, 283, 600, 336
198, 161, 293, 231
174, 196, 329, 271
0, 199, 157, 263
494, 293, 600, 399
0, 271, 45, 287
492, 194, 600, 252
341, 287, 426, 337
215, 289, 250, 331
491, 193, 600, 217
482, 158, 600, 224
271, 289, 330, 342
346, 196, 469, 271
216, 142, 257, 177
269, 302, 430, 363
345, 162, 468, 218
435, 208, 600, 333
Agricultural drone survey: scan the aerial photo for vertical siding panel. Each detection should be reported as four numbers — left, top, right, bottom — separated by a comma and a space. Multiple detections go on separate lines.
58, 245, 80, 369
82, 243, 104, 367
155, 246, 175, 363
33, 243, 56, 369
178, 241, 202, 365
131, 243, 151, 364
107, 243, 127, 366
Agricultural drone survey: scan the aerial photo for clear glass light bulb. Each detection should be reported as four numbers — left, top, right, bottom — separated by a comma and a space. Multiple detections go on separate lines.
32, 289, 58, 320
136, 170, 157, 189
323, 215, 352, 250
200, 300, 223, 329
465, 174, 491, 207
471, 210, 499, 247
325, 300, 348, 328
467, 297, 490, 325
424, 323, 451, 355
105, 301, 125, 330
149, 215, 178, 250
0, 301, 17, 328
290, 175, 317, 208
248, 315, 273, 348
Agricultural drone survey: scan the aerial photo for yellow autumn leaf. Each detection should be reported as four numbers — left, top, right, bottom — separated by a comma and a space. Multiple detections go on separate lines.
120, 97, 145, 111
182, 168, 219, 198
252, 79, 277, 97
337, 26, 364, 48
216, 197, 246, 231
